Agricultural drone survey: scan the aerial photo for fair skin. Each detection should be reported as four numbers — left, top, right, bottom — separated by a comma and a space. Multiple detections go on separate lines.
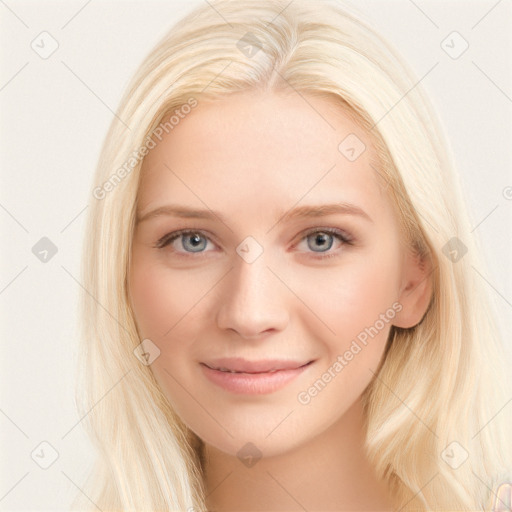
128, 89, 432, 511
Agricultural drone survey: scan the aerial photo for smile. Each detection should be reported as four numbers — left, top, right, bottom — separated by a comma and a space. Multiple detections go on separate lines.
199, 359, 314, 394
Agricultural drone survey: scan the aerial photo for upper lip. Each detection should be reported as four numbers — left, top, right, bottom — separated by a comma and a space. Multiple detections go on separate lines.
202, 357, 313, 374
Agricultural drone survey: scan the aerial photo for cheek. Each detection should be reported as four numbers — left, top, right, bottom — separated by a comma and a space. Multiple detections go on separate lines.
290, 253, 400, 395
129, 250, 215, 341
129, 262, 176, 339
293, 253, 400, 338
292, 261, 398, 415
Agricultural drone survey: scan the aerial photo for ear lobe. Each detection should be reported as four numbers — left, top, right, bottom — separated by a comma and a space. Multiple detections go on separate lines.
393, 250, 434, 329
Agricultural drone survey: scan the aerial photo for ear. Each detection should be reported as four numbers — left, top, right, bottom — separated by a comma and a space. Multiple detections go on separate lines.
393, 248, 433, 329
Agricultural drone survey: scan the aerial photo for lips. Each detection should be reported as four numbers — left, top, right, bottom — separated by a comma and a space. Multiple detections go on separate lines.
202, 357, 313, 374
200, 358, 315, 394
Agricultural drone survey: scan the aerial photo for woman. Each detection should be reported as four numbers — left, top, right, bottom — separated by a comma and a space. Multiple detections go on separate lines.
74, 0, 512, 509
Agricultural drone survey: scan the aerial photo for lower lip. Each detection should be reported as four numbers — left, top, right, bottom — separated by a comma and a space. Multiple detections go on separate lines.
200, 362, 313, 395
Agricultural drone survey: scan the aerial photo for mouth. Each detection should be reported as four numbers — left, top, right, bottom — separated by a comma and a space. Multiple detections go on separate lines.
201, 358, 314, 374
199, 358, 315, 395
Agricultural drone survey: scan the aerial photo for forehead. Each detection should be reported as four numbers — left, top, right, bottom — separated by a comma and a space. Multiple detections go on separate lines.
137, 90, 386, 219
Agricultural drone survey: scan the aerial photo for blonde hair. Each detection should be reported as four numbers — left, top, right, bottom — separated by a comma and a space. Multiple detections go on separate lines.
73, 0, 512, 509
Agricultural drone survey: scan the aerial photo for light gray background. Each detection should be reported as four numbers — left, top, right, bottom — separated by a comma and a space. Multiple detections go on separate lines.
1, 0, 511, 510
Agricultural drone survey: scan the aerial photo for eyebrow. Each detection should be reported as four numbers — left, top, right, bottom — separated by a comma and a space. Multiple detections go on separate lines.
136, 202, 373, 225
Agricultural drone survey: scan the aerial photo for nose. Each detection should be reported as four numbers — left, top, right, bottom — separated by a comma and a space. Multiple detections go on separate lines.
215, 251, 289, 339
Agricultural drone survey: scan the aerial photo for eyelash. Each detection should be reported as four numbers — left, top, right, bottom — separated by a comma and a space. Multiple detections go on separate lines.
153, 227, 354, 261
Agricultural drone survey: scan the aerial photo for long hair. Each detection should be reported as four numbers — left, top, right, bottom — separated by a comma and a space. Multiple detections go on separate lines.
73, 0, 512, 509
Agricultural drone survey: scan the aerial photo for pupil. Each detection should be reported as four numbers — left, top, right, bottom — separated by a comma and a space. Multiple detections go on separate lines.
184, 233, 206, 252
309, 232, 333, 252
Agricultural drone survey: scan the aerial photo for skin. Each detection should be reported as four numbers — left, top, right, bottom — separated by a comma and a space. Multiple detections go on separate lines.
128, 89, 432, 511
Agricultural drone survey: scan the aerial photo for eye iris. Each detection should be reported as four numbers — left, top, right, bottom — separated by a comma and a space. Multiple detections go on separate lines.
183, 233, 207, 252
307, 232, 333, 252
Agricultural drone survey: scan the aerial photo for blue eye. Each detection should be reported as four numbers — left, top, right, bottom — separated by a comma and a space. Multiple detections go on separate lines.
296, 228, 353, 259
154, 227, 353, 259
155, 230, 213, 253
306, 231, 335, 252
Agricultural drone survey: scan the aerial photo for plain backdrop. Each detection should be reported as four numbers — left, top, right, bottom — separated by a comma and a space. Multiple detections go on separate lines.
1, 0, 511, 510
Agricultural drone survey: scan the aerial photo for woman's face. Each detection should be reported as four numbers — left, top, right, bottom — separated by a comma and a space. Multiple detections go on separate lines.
128, 89, 425, 457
